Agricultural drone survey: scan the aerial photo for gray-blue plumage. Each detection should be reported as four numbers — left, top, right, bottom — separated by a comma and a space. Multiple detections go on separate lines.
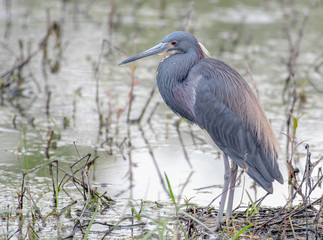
119, 31, 284, 222
150, 32, 283, 192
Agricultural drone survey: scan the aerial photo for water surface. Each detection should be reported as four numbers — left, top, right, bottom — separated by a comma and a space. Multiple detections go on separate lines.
1, 0, 322, 238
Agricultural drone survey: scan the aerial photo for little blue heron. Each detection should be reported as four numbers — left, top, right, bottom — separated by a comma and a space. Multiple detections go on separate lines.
119, 31, 283, 224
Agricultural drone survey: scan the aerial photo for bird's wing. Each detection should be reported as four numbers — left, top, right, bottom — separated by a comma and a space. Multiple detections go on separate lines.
190, 58, 283, 193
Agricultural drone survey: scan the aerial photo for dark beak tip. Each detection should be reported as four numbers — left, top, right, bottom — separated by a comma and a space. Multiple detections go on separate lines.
118, 60, 129, 66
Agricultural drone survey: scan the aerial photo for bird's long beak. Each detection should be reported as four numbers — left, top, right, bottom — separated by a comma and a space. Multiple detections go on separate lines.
119, 42, 169, 65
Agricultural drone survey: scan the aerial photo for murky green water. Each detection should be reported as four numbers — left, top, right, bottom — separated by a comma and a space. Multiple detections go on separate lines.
1, 0, 322, 238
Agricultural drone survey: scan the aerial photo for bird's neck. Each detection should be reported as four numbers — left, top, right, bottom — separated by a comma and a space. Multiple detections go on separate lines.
157, 49, 203, 85
156, 49, 204, 122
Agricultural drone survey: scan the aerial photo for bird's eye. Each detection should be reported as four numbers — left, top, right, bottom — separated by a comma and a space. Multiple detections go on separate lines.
171, 41, 177, 46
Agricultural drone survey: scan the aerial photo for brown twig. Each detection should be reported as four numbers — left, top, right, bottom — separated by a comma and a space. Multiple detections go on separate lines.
0, 22, 60, 79
255, 146, 322, 231
281, 2, 317, 193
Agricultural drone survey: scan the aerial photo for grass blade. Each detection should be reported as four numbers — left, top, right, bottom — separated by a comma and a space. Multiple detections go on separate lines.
164, 173, 176, 205
83, 202, 99, 240
179, 221, 189, 240
232, 223, 253, 240
178, 209, 211, 231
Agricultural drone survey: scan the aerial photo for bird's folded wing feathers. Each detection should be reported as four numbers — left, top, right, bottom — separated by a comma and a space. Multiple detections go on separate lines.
190, 58, 283, 192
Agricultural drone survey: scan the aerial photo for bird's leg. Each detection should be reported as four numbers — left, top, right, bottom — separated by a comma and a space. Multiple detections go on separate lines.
226, 161, 238, 218
216, 153, 230, 225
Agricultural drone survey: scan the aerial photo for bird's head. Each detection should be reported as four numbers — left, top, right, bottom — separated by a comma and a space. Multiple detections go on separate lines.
119, 31, 208, 66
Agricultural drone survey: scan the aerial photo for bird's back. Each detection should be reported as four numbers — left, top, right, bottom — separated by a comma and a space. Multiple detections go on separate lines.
189, 58, 283, 193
